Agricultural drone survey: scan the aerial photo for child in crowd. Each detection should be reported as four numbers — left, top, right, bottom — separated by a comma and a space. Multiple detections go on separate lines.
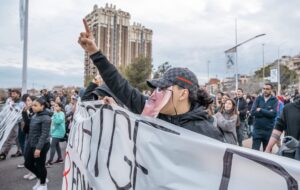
24, 98, 51, 190
46, 102, 65, 166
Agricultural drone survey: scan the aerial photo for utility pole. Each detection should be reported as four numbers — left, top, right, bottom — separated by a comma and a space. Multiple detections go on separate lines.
234, 18, 238, 92
21, 0, 29, 94
224, 20, 266, 92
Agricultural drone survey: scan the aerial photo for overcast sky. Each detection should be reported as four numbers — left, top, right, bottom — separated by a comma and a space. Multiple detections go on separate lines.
1, 0, 300, 89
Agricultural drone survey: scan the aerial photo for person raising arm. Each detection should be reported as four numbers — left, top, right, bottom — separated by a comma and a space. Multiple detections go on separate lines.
77, 29, 224, 142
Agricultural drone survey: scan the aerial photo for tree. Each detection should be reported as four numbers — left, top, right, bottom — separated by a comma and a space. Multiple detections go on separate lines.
124, 56, 153, 91
153, 62, 172, 79
254, 64, 298, 90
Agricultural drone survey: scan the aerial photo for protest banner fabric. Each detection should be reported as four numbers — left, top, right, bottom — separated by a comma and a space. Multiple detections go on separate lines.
0, 104, 22, 150
62, 101, 300, 190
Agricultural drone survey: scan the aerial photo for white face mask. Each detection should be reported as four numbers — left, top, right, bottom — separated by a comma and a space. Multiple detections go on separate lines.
141, 87, 173, 118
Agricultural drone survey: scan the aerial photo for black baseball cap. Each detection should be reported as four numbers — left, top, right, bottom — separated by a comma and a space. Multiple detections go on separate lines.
147, 67, 199, 96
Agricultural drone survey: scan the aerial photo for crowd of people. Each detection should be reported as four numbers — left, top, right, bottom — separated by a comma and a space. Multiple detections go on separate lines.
210, 85, 299, 151
0, 89, 79, 190
78, 29, 300, 155
0, 30, 300, 190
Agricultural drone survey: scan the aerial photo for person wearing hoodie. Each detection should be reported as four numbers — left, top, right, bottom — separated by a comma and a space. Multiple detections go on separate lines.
215, 99, 239, 145
81, 75, 125, 107
81, 75, 102, 101
46, 102, 65, 166
77, 31, 224, 142
24, 98, 51, 190
265, 95, 300, 154
251, 84, 278, 151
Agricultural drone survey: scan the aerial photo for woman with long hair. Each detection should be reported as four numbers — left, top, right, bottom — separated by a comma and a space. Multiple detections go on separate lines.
215, 98, 239, 145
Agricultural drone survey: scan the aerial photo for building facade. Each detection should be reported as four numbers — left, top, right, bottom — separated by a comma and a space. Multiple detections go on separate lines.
84, 4, 153, 85
221, 75, 251, 92
206, 78, 221, 94
286, 54, 300, 91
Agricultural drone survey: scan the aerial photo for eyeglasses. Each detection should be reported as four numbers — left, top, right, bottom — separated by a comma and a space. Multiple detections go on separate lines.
263, 88, 271, 90
155, 87, 173, 93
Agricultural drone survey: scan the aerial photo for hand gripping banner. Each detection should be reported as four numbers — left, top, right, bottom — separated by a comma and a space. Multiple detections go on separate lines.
62, 101, 300, 190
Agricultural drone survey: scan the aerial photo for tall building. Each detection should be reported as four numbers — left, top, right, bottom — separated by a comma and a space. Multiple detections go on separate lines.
84, 4, 153, 85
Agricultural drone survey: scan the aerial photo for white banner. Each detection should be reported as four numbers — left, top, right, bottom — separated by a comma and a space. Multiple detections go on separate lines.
270, 68, 278, 83
62, 101, 300, 190
0, 104, 22, 150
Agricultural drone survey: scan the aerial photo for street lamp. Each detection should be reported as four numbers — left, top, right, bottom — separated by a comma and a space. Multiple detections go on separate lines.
20, 0, 30, 94
225, 33, 266, 91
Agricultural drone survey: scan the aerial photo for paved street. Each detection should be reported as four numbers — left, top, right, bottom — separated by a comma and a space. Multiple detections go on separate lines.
0, 143, 66, 190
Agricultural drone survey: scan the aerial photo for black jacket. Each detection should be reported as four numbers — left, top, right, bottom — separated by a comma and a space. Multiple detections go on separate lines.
275, 99, 300, 140
247, 100, 254, 125
234, 97, 247, 121
90, 52, 224, 142
27, 110, 51, 150
251, 95, 278, 133
82, 82, 125, 107
81, 82, 98, 101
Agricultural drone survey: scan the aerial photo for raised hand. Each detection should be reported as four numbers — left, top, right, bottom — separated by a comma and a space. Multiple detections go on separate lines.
78, 31, 99, 55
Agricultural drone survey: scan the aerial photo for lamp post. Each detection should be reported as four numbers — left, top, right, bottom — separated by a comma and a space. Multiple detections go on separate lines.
21, 0, 29, 94
225, 33, 266, 91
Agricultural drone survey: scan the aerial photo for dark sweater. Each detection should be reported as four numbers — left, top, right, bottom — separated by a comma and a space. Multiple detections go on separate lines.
90, 51, 224, 142
27, 110, 51, 150
275, 100, 300, 139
